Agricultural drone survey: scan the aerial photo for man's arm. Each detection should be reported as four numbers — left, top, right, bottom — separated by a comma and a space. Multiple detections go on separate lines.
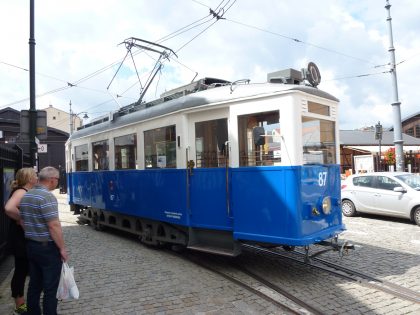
4, 189, 26, 222
47, 219, 68, 262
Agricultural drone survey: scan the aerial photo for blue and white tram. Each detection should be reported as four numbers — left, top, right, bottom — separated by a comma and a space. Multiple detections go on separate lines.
66, 65, 345, 256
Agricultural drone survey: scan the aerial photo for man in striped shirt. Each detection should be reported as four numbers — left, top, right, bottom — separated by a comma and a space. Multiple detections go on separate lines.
20, 166, 68, 315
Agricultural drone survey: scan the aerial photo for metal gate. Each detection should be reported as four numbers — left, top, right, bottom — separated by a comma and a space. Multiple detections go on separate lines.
0, 145, 31, 260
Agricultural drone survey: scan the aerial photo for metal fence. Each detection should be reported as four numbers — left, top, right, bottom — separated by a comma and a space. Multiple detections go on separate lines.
0, 145, 31, 260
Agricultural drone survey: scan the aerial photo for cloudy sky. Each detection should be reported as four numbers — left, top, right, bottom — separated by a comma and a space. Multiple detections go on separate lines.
1, 0, 419, 130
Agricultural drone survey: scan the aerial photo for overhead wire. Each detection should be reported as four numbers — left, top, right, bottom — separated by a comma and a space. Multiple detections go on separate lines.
6, 0, 406, 111
1, 0, 230, 109
0, 8, 214, 110
224, 18, 378, 66
326, 70, 390, 81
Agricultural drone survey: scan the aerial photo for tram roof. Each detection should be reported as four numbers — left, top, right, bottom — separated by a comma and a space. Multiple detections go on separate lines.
69, 82, 338, 141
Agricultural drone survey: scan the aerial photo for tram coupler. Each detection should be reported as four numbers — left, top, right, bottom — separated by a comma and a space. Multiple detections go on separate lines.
303, 236, 355, 262
315, 236, 355, 258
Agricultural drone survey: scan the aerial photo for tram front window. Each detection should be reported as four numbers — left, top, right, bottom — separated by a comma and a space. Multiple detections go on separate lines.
238, 111, 281, 167
302, 117, 336, 164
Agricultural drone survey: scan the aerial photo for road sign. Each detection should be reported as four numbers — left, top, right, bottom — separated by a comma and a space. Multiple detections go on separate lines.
38, 144, 47, 153
20, 110, 48, 140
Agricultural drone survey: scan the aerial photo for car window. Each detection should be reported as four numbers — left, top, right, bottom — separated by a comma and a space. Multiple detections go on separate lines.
376, 176, 400, 191
395, 174, 420, 190
353, 176, 374, 188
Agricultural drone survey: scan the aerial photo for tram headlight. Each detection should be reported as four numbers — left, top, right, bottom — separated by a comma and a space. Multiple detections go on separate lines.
321, 196, 332, 215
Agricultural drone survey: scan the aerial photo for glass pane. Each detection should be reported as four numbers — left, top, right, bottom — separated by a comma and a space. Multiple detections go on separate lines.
75, 144, 88, 171
302, 117, 336, 164
144, 126, 176, 168
238, 111, 280, 167
353, 176, 373, 188
376, 176, 399, 190
195, 118, 228, 168
92, 140, 109, 170
115, 134, 137, 169
308, 101, 330, 116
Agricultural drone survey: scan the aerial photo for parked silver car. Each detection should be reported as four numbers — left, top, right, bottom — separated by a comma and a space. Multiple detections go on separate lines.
341, 172, 420, 226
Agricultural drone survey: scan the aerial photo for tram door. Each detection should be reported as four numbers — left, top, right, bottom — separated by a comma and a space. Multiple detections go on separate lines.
187, 117, 232, 230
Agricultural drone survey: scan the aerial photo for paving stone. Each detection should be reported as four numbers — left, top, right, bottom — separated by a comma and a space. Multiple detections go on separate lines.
1, 191, 420, 314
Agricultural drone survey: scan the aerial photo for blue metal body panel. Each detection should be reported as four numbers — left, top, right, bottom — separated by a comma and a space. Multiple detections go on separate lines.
232, 164, 344, 245
68, 164, 344, 246
70, 170, 189, 226
188, 168, 232, 230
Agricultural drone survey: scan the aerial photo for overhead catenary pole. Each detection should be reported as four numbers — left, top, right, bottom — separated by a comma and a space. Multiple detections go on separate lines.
29, 0, 37, 167
69, 100, 73, 135
385, 0, 404, 172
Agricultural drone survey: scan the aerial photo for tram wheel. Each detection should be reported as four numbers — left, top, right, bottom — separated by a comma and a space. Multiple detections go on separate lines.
282, 245, 295, 252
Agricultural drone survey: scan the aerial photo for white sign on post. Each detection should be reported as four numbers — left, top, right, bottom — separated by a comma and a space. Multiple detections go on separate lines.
38, 144, 47, 153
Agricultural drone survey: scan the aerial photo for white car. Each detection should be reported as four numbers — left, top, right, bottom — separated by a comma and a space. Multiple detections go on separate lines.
341, 172, 420, 226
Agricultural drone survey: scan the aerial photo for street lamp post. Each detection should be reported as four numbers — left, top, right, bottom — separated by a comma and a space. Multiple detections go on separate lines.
69, 100, 89, 135
375, 121, 383, 171
385, 1, 404, 171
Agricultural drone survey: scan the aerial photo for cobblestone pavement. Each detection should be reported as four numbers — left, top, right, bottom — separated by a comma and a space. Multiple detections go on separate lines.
0, 190, 419, 314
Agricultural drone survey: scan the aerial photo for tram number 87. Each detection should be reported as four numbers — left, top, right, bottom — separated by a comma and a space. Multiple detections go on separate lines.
318, 172, 328, 186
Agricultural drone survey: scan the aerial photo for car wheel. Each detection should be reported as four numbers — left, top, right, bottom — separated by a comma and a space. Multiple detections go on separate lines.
342, 200, 357, 217
413, 207, 420, 226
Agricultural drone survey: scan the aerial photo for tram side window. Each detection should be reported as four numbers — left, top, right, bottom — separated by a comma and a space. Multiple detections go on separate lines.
92, 140, 109, 170
195, 118, 228, 168
302, 117, 336, 164
75, 144, 88, 171
238, 111, 281, 167
144, 125, 176, 168
115, 134, 137, 169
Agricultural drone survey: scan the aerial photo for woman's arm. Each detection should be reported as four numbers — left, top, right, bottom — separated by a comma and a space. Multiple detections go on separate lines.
4, 189, 27, 222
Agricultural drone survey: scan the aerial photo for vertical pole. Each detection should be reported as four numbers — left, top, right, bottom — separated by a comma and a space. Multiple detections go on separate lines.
29, 0, 37, 167
69, 100, 73, 135
385, 1, 404, 171
379, 139, 382, 171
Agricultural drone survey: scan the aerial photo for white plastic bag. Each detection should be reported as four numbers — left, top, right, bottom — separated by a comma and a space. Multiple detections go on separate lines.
56, 262, 79, 300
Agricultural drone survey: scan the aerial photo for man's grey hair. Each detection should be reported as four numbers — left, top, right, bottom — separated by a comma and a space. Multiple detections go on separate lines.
38, 166, 59, 181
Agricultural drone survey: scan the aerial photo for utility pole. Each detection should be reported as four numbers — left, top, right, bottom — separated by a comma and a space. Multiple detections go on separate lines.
69, 100, 73, 135
375, 121, 383, 171
385, 0, 404, 172
29, 0, 37, 167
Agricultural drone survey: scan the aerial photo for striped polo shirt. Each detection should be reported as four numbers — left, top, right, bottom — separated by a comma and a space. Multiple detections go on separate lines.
20, 184, 59, 242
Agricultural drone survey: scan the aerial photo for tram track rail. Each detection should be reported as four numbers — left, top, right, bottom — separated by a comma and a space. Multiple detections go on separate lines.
167, 249, 324, 315
242, 244, 420, 305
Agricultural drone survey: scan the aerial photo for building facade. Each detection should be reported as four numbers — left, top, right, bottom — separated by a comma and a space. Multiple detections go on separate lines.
402, 111, 420, 138
43, 104, 82, 134
0, 107, 69, 171
340, 130, 420, 174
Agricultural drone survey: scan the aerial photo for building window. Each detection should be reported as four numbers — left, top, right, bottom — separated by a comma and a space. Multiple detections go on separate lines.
53, 116, 56, 120
115, 134, 137, 169
416, 124, 420, 138
75, 144, 88, 171
144, 126, 176, 168
195, 118, 228, 168
92, 140, 109, 170
406, 127, 414, 136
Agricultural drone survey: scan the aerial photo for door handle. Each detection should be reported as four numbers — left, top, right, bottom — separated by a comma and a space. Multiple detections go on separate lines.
187, 160, 195, 176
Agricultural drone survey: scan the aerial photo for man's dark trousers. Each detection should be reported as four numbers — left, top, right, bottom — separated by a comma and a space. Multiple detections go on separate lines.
26, 240, 62, 315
